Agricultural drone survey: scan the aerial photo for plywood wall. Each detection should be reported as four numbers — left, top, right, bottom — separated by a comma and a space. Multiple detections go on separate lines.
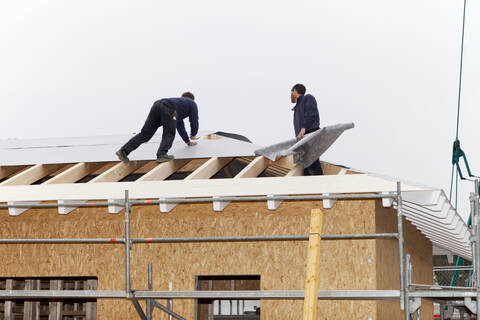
375, 201, 433, 319
0, 198, 430, 320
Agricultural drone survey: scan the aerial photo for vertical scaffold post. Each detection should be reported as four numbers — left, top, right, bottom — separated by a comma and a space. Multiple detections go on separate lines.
471, 189, 477, 290
474, 179, 480, 317
302, 208, 323, 320
397, 182, 406, 310
147, 264, 153, 320
125, 190, 131, 297
404, 254, 411, 320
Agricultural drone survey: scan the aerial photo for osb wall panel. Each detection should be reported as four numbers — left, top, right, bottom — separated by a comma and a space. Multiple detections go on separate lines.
0, 199, 377, 319
375, 201, 433, 319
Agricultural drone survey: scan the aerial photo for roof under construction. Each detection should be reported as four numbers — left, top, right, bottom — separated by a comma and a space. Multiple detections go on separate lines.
0, 131, 471, 259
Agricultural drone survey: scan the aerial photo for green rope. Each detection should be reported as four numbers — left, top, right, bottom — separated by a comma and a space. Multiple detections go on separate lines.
455, 0, 467, 140
449, 0, 468, 206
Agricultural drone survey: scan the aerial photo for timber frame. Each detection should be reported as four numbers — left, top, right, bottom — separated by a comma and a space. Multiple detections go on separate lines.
0, 156, 477, 319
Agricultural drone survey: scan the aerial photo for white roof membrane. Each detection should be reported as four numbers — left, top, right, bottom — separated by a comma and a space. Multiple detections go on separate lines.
0, 131, 261, 165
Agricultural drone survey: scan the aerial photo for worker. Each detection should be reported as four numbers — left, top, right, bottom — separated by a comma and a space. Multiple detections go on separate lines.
290, 83, 323, 175
116, 92, 199, 163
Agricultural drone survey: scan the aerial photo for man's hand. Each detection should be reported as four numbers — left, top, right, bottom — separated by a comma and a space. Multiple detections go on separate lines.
190, 135, 199, 140
296, 128, 306, 141
188, 141, 198, 146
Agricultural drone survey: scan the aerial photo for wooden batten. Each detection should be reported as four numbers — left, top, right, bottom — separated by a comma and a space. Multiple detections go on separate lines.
303, 208, 323, 320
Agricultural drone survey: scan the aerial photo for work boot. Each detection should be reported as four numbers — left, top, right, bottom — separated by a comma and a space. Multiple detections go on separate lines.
156, 154, 174, 163
115, 149, 130, 163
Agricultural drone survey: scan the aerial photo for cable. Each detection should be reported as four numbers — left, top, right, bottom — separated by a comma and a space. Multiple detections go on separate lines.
449, 0, 467, 204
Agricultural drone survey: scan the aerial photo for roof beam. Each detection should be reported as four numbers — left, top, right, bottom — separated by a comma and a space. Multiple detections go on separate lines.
0, 166, 26, 180
159, 157, 232, 213
234, 156, 269, 179
185, 157, 232, 180
322, 167, 348, 209
89, 161, 148, 183
214, 156, 269, 211
1, 163, 64, 216
42, 162, 106, 214
43, 162, 105, 185
286, 164, 303, 177
0, 164, 65, 187
267, 164, 303, 210
137, 159, 190, 182
91, 160, 148, 214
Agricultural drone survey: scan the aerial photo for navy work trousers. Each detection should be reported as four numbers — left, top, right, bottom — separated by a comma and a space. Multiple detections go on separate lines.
122, 101, 177, 157
303, 128, 324, 176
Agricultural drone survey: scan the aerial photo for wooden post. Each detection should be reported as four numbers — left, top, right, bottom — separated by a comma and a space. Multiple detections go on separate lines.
85, 279, 97, 320
4, 279, 14, 320
49, 279, 63, 320
24, 279, 40, 320
302, 208, 323, 320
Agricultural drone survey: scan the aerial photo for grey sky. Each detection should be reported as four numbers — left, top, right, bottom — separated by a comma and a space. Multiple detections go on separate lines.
0, 0, 479, 220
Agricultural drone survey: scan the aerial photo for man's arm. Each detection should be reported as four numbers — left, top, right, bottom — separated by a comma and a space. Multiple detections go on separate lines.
301, 95, 318, 130
189, 104, 199, 138
176, 121, 190, 144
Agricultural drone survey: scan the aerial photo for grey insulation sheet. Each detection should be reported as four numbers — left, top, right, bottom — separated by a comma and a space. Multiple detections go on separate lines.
254, 123, 354, 167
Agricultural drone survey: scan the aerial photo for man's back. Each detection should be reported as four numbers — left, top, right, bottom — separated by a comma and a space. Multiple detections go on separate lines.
159, 97, 199, 144
293, 93, 320, 136
159, 97, 197, 120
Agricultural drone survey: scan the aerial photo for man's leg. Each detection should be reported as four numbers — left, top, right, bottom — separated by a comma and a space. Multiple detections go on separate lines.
122, 106, 160, 155
303, 159, 323, 176
156, 104, 177, 158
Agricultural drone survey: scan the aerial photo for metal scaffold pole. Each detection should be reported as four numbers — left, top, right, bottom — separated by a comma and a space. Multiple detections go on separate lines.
397, 182, 406, 311
474, 179, 480, 317
125, 190, 131, 297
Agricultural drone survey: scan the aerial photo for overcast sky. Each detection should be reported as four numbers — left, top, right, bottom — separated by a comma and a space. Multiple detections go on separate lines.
0, 0, 479, 220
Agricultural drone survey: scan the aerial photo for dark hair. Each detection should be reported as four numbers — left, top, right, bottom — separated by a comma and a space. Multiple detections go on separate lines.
181, 92, 195, 100
291, 84, 306, 95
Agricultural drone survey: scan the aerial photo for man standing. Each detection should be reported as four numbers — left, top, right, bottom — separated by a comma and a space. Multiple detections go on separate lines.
116, 92, 199, 163
291, 84, 323, 175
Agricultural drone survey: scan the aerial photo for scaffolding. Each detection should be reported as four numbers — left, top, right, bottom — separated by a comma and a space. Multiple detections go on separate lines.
0, 181, 478, 320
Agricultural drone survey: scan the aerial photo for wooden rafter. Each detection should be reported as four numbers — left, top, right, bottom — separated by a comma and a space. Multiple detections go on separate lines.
43, 162, 105, 184
89, 161, 149, 183
286, 164, 303, 177
0, 164, 65, 186
234, 156, 269, 179
0, 166, 26, 180
185, 157, 233, 180
137, 159, 190, 182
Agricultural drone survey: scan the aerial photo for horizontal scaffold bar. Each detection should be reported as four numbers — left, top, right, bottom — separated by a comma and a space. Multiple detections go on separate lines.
0, 233, 399, 244
0, 290, 401, 300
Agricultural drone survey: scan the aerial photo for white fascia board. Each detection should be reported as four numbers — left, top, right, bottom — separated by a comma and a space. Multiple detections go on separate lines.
0, 174, 424, 203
